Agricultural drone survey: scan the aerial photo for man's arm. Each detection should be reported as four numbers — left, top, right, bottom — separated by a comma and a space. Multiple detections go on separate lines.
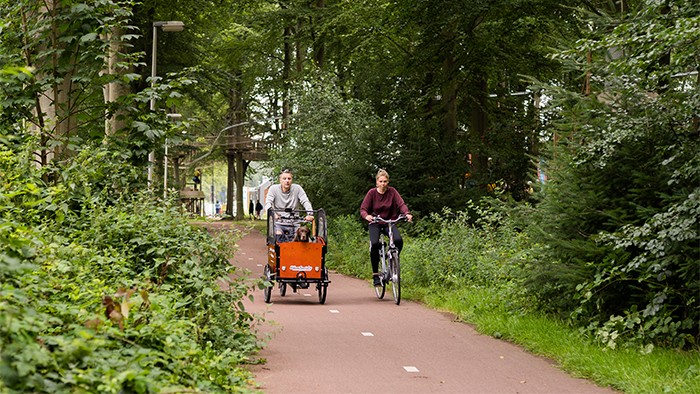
293, 185, 314, 221
294, 185, 313, 212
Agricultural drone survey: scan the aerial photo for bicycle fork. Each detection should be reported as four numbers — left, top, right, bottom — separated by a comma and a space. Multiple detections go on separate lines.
380, 240, 394, 283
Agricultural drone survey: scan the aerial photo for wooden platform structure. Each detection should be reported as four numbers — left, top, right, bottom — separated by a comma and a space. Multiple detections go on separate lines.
179, 188, 205, 216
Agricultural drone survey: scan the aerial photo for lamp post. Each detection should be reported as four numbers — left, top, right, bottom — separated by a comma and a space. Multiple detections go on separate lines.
148, 20, 185, 189
164, 113, 182, 199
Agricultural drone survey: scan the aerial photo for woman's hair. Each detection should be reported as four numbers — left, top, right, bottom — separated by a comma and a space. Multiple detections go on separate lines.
376, 169, 389, 180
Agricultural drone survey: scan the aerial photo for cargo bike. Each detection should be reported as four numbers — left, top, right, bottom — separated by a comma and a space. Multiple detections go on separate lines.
262, 208, 330, 304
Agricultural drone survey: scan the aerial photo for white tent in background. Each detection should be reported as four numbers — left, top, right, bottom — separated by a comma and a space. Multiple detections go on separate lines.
243, 179, 272, 218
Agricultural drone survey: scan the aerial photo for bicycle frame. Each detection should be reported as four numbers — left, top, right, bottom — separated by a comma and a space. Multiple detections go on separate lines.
379, 226, 397, 280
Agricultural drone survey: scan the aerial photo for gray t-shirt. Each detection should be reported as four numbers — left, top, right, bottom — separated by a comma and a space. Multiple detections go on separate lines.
263, 184, 313, 214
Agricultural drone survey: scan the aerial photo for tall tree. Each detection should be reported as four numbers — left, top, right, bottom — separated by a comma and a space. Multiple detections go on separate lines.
527, 0, 700, 348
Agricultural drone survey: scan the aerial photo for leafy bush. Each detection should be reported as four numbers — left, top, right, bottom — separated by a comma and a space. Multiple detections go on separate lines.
403, 202, 533, 311
326, 215, 369, 278
0, 144, 261, 392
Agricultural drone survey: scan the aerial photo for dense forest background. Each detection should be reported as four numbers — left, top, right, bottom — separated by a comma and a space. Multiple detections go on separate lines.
0, 0, 698, 392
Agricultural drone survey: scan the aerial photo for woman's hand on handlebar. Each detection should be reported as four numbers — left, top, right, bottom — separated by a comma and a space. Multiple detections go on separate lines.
395, 214, 413, 223
370, 214, 413, 223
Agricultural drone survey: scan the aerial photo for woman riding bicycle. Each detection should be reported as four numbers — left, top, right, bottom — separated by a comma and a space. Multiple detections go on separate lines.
360, 169, 413, 286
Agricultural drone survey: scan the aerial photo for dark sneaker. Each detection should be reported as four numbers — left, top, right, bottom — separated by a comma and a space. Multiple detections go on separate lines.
373, 276, 382, 287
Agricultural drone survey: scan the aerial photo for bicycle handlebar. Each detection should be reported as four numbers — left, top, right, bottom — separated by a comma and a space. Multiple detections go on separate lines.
273, 215, 312, 224
269, 208, 315, 220
372, 214, 408, 225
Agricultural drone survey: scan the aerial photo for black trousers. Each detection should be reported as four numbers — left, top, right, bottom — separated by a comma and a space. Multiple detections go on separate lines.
368, 224, 403, 274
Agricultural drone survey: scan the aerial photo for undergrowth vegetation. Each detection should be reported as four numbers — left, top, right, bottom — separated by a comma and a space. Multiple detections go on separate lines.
327, 199, 700, 393
0, 145, 261, 393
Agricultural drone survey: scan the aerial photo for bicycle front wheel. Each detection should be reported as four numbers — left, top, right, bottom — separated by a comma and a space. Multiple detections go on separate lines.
374, 277, 386, 299
374, 246, 387, 299
389, 250, 401, 305
263, 264, 273, 304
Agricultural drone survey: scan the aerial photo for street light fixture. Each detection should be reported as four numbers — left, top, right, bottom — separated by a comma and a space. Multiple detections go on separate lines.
148, 20, 185, 188
156, 21, 185, 32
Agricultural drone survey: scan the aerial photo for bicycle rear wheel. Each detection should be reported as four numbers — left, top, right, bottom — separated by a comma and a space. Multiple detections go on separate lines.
389, 250, 401, 305
318, 267, 328, 304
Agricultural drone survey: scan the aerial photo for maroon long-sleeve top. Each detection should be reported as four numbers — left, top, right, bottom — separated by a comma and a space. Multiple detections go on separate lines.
360, 186, 410, 221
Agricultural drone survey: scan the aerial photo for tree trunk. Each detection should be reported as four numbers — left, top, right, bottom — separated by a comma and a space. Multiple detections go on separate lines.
295, 19, 304, 73
313, 0, 325, 68
282, 25, 292, 128
469, 75, 489, 178
226, 153, 236, 217
30, 0, 78, 167
225, 76, 250, 220
441, 48, 458, 148
235, 150, 250, 220
103, 26, 129, 136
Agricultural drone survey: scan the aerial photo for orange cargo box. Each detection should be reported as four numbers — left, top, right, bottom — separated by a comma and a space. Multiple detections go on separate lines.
276, 242, 324, 280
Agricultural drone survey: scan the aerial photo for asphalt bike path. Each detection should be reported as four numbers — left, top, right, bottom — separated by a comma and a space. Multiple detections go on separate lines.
227, 225, 615, 394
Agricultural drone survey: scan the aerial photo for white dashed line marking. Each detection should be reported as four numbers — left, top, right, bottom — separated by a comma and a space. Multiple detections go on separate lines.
361, 332, 374, 337
329, 310, 340, 314
303, 293, 311, 297
256, 264, 263, 267
403, 366, 419, 373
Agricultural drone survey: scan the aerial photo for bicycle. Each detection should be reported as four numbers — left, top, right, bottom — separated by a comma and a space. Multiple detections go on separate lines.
372, 215, 407, 305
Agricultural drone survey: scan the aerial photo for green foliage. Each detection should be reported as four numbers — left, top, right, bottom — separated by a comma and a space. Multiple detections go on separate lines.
252, 0, 580, 214
326, 215, 370, 278
0, 1, 200, 187
525, 0, 700, 349
0, 144, 260, 392
407, 204, 527, 289
0, 1, 137, 143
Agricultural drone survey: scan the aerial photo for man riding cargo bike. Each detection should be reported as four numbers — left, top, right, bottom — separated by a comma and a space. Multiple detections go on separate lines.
262, 169, 330, 303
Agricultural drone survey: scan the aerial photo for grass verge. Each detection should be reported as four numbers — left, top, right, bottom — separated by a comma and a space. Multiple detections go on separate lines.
408, 286, 700, 394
